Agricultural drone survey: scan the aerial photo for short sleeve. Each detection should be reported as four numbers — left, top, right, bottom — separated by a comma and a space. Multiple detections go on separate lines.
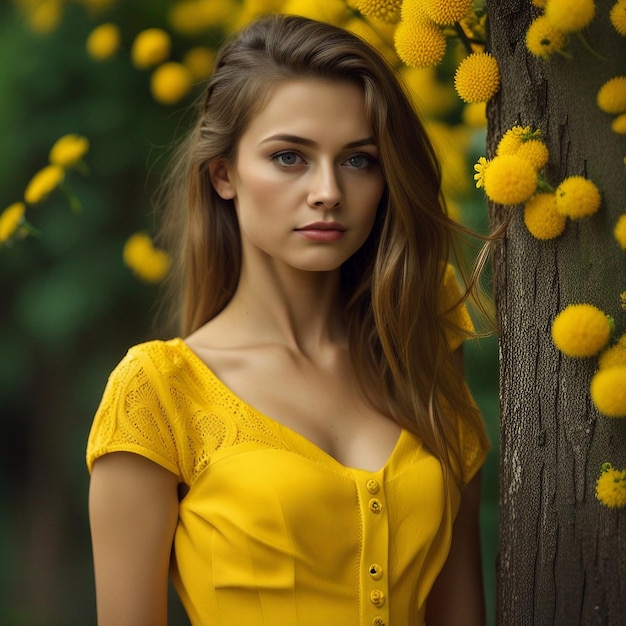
439, 263, 474, 352
86, 347, 182, 478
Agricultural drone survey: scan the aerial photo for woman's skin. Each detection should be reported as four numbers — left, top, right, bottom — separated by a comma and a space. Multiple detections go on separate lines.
89, 78, 484, 626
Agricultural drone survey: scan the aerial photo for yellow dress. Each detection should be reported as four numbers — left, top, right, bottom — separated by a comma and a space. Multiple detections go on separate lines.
87, 336, 487, 626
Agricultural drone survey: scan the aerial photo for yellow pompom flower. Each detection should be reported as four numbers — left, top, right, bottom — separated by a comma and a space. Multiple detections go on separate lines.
591, 366, 626, 418
545, 0, 596, 33
597, 76, 626, 114
454, 52, 500, 103
123, 233, 171, 283
516, 139, 550, 171
183, 47, 214, 80
86, 23, 121, 60
0, 203, 26, 244
599, 335, 626, 370
497, 127, 527, 156
551, 303, 611, 358
394, 19, 447, 68
526, 15, 567, 59
131, 28, 171, 69
151, 62, 193, 105
422, 0, 473, 26
355, 0, 401, 23
400, 0, 428, 22
614, 214, 626, 249
524, 192, 566, 240
611, 113, 626, 133
555, 176, 601, 219
24, 164, 65, 204
610, 0, 626, 36
49, 134, 89, 168
483, 154, 537, 205
596, 464, 626, 508
473, 156, 489, 189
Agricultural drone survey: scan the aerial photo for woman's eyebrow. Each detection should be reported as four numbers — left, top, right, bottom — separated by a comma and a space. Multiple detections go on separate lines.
259, 133, 377, 149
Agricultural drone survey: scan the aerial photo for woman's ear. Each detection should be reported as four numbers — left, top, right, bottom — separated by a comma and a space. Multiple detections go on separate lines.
209, 159, 236, 200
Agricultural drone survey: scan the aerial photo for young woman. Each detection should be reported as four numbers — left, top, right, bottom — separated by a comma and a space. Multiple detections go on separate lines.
87, 14, 491, 626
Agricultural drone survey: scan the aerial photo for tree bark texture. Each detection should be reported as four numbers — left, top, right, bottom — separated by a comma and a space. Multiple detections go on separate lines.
486, 1, 626, 624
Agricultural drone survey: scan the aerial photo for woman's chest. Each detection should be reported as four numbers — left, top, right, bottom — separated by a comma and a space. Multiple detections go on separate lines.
194, 344, 403, 471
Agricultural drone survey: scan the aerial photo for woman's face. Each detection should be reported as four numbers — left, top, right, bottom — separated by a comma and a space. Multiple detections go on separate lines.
211, 79, 386, 275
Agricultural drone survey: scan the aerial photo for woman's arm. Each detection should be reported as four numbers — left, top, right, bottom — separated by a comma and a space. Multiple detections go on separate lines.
425, 470, 485, 626
89, 452, 179, 626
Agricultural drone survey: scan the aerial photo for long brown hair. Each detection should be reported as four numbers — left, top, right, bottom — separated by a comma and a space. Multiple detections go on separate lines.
158, 14, 493, 486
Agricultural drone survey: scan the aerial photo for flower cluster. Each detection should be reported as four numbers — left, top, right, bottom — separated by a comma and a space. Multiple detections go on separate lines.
86, 23, 198, 105
123, 232, 171, 283
551, 303, 626, 419
1, 133, 89, 248
474, 125, 602, 240
596, 463, 626, 509
391, 0, 501, 105
526, 0, 596, 59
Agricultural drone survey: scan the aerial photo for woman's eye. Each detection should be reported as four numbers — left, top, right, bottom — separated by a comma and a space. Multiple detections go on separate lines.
273, 152, 302, 167
345, 154, 374, 169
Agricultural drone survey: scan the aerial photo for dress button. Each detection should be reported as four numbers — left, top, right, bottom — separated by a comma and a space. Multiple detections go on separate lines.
369, 564, 383, 580
366, 479, 380, 494
369, 498, 383, 513
370, 590, 385, 606
371, 618, 385, 626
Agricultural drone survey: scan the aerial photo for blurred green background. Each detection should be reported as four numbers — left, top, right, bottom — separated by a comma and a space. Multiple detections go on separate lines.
0, 1, 499, 624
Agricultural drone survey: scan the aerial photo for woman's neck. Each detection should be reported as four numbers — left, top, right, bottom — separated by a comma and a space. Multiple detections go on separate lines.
210, 260, 347, 355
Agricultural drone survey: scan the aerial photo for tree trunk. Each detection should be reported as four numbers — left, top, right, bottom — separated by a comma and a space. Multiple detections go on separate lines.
486, 1, 626, 624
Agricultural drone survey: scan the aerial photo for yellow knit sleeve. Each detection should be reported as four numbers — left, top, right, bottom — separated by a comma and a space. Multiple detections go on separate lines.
439, 263, 474, 352
86, 345, 182, 478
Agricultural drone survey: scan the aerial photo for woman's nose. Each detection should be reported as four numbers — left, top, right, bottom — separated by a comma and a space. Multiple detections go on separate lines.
307, 163, 343, 209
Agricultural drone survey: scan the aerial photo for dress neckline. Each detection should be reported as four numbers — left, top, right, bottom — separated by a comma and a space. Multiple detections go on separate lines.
173, 337, 412, 475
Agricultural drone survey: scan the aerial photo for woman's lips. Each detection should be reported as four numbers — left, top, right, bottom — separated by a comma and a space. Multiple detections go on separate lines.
294, 221, 346, 242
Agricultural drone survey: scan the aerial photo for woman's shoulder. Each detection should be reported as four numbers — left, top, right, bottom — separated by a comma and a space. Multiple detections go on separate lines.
124, 337, 187, 368
107, 337, 210, 386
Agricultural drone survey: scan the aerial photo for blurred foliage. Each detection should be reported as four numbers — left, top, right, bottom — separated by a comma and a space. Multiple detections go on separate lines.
0, 1, 499, 624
